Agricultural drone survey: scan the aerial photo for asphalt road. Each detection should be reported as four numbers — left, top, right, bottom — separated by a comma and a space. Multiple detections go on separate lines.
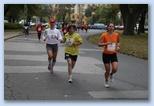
4, 29, 148, 100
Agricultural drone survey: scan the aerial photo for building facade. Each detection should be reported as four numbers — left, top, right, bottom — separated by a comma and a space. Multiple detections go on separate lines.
70, 4, 88, 24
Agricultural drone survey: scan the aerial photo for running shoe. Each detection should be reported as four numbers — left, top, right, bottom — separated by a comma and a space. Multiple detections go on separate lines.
48, 64, 51, 70
48, 64, 54, 73
68, 79, 73, 83
104, 81, 109, 88
50, 67, 53, 73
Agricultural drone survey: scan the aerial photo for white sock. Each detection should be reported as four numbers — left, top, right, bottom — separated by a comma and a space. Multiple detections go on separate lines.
52, 62, 56, 67
69, 75, 72, 79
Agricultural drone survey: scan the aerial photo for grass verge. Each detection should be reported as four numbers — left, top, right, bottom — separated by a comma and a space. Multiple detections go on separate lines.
87, 30, 148, 60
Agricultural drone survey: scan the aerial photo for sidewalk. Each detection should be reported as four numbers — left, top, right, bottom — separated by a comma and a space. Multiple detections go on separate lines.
4, 31, 36, 41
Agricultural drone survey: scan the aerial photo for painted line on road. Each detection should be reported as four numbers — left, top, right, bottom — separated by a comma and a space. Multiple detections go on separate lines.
88, 90, 148, 99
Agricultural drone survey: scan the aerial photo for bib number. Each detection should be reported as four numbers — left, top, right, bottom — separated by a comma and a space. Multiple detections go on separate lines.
66, 38, 73, 46
107, 43, 116, 51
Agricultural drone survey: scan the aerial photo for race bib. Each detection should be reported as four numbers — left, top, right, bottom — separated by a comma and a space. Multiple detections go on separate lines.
25, 27, 28, 29
107, 43, 116, 51
64, 30, 66, 33
38, 27, 41, 31
49, 35, 56, 39
66, 38, 73, 46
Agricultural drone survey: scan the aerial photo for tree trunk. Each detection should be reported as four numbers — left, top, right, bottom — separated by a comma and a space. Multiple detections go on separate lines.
138, 11, 146, 34
4, 4, 10, 17
120, 4, 140, 35
123, 13, 135, 35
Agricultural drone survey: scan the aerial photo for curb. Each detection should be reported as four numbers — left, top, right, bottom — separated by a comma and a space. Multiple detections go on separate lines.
4, 32, 37, 41
4, 34, 22, 41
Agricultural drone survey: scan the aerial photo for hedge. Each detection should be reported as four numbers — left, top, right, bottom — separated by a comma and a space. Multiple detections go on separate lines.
4, 23, 23, 29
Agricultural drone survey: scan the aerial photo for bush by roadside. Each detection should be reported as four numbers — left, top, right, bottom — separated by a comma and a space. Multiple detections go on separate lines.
87, 31, 148, 60
4, 23, 23, 29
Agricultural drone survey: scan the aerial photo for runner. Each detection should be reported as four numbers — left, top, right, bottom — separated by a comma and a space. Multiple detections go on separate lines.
42, 18, 63, 73
84, 24, 88, 33
23, 22, 29, 39
98, 22, 120, 88
60, 25, 82, 83
36, 22, 43, 42
62, 24, 68, 36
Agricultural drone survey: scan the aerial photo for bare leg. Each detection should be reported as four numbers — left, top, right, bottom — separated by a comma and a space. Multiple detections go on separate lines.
104, 63, 110, 81
52, 51, 58, 67
111, 62, 118, 74
47, 50, 53, 71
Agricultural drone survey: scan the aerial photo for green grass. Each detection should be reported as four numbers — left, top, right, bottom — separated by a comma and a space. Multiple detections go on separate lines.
88, 30, 148, 60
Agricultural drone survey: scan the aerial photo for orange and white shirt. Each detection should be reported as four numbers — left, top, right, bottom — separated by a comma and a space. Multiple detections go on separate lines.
100, 32, 120, 54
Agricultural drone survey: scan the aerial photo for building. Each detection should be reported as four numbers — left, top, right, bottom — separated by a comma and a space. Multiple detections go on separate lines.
70, 4, 88, 24
52, 4, 89, 24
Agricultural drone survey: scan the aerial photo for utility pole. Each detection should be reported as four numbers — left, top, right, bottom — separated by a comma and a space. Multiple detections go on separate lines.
24, 4, 27, 23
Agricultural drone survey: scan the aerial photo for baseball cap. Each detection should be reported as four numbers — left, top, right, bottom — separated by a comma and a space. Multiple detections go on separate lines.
50, 18, 56, 23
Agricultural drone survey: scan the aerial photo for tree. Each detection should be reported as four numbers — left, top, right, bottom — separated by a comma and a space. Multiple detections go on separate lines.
26, 4, 40, 23
40, 4, 53, 22
53, 4, 75, 22
4, 4, 24, 23
120, 4, 148, 35
137, 5, 148, 34
85, 4, 99, 24
85, 4, 120, 24
98, 4, 119, 23
4, 4, 41, 23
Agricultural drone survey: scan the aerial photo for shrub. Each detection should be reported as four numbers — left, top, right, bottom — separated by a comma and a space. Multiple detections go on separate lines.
4, 23, 23, 29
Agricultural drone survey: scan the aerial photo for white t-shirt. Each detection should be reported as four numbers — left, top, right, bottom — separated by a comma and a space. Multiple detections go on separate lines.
42, 28, 62, 44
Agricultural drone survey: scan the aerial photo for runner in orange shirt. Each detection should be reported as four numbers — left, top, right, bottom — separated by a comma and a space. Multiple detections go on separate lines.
98, 22, 120, 88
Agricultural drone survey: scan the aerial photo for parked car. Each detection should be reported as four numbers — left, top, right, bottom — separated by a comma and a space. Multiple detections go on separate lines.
117, 25, 124, 30
144, 25, 148, 31
19, 20, 35, 27
90, 23, 105, 29
4, 20, 8, 23
90, 25, 97, 29
96, 24, 106, 29
114, 25, 119, 30
29, 22, 35, 26
42, 23, 48, 27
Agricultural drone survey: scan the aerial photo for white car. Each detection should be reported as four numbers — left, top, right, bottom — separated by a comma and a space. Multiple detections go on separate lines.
4, 20, 8, 23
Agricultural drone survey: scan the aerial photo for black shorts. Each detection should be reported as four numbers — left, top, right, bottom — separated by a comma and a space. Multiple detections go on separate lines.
102, 53, 118, 64
46, 44, 58, 52
65, 53, 78, 62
